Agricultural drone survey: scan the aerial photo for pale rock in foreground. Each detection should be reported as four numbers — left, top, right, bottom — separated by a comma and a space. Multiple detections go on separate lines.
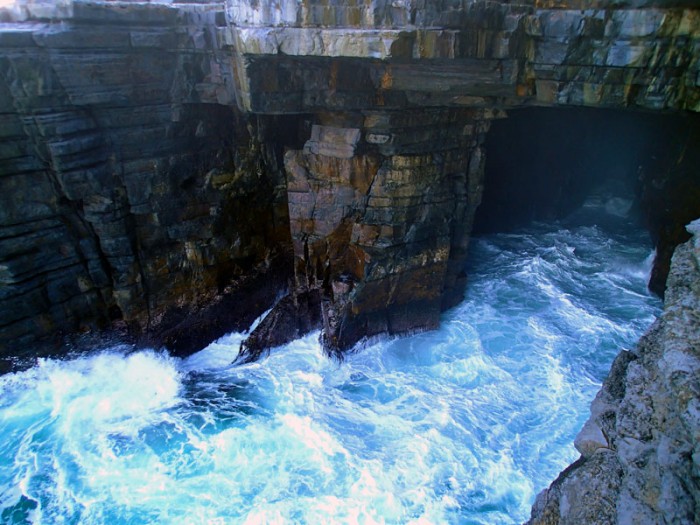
528, 220, 700, 524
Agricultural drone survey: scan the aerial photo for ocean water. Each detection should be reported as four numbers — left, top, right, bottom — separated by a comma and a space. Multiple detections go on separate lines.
0, 212, 661, 524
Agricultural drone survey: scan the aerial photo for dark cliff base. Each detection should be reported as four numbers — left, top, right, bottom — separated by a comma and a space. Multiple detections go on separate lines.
0, 252, 292, 374
238, 288, 323, 363
144, 251, 293, 358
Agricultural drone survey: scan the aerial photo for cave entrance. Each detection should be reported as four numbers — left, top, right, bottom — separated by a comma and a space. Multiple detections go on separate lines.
474, 106, 700, 295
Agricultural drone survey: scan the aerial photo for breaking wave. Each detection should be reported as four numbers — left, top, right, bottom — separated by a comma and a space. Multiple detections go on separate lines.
0, 215, 661, 524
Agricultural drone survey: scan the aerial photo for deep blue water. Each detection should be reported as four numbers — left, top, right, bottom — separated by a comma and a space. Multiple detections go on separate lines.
0, 208, 661, 524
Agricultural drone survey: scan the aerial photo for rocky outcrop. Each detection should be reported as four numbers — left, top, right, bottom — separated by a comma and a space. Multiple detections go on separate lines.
230, 0, 700, 353
268, 109, 489, 353
527, 220, 700, 524
238, 288, 322, 363
240, 108, 492, 355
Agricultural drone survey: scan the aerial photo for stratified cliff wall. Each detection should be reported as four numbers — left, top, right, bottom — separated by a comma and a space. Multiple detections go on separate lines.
230, 0, 700, 354
0, 1, 292, 359
527, 220, 700, 525
230, 0, 700, 113
283, 110, 489, 354
0, 0, 699, 360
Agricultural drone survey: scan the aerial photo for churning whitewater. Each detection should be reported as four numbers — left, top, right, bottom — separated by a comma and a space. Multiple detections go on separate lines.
0, 212, 661, 524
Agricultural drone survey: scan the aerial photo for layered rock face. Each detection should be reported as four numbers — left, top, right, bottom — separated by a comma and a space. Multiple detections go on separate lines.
0, 1, 292, 359
527, 220, 700, 524
230, 0, 700, 113
1, 0, 699, 361
285, 110, 488, 354
230, 0, 700, 353
239, 108, 492, 359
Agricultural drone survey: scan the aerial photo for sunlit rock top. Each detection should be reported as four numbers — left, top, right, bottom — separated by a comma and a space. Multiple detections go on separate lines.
0, 0, 698, 111
224, 0, 700, 112
0, 0, 223, 22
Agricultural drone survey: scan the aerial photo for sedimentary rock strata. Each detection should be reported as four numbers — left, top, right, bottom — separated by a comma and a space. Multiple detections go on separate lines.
275, 109, 489, 353
0, 0, 699, 359
230, 0, 700, 113
0, 1, 292, 359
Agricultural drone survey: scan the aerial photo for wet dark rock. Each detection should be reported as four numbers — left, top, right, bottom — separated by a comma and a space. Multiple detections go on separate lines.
148, 253, 292, 358
238, 289, 322, 363
0, 359, 13, 375
638, 117, 700, 297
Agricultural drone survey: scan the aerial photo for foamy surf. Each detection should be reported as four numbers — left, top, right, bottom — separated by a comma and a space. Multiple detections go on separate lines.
0, 218, 660, 524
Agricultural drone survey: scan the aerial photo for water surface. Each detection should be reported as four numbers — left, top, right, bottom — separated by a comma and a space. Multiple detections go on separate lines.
0, 213, 661, 524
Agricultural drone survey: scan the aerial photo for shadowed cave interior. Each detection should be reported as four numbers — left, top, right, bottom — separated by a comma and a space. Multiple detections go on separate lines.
474, 106, 700, 297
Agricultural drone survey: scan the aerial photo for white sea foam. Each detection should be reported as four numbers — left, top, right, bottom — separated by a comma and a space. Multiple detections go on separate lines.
0, 221, 661, 524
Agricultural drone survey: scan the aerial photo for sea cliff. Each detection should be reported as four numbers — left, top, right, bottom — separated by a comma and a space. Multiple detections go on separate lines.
0, 1, 699, 522
1, 0, 699, 358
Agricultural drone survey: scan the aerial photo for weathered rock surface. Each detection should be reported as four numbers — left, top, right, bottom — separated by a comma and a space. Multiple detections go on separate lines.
0, 1, 292, 361
0, 0, 699, 362
276, 109, 489, 353
238, 288, 322, 363
230, 0, 700, 113
527, 220, 700, 524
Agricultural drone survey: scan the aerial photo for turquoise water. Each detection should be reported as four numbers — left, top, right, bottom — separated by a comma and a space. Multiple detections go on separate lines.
0, 213, 661, 524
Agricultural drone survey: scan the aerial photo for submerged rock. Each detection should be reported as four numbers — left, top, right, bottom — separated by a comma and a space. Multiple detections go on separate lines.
527, 221, 700, 524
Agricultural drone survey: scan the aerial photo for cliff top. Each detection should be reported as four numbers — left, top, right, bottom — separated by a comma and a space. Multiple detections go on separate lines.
2, 0, 698, 114
3, 0, 700, 26
0, 0, 224, 23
